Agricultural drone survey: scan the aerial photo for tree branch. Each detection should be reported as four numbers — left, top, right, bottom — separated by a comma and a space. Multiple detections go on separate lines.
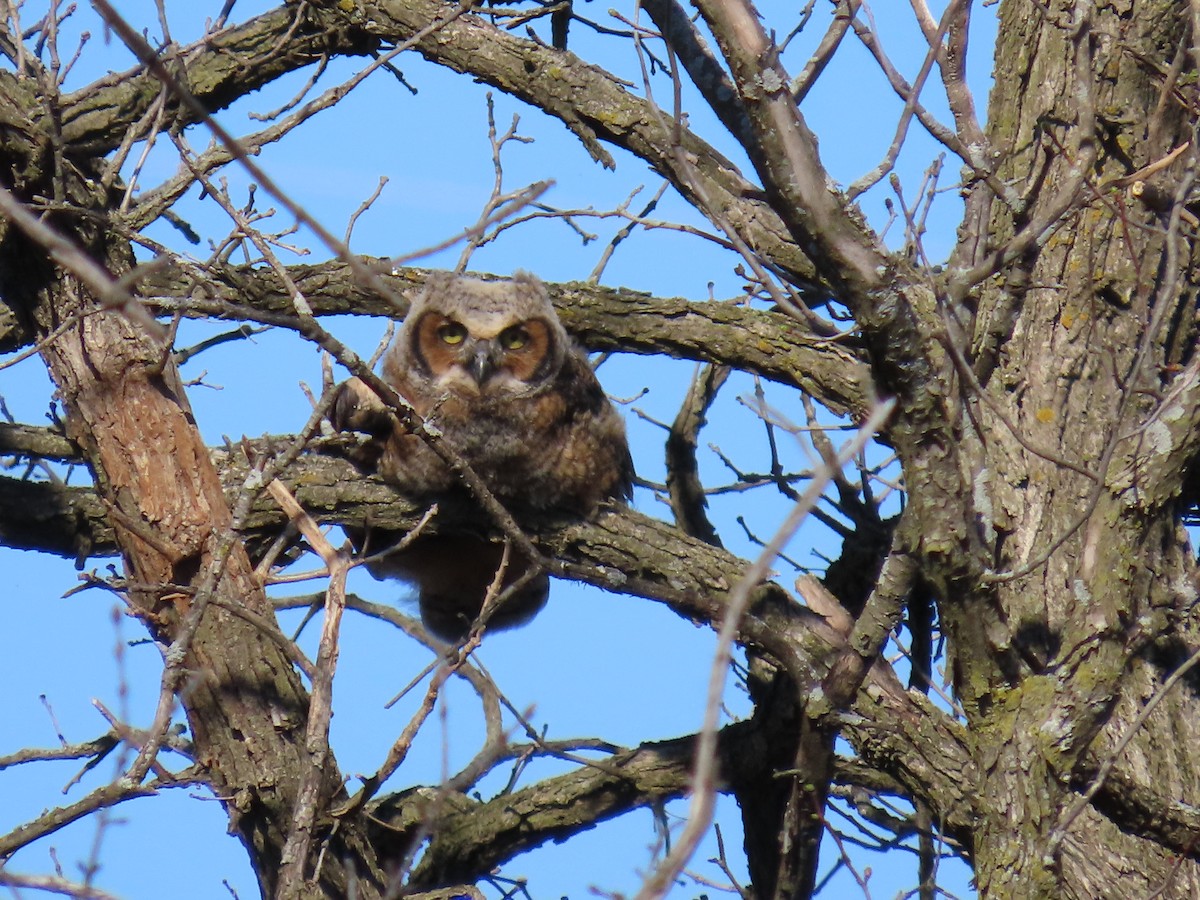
691, 0, 887, 300
373, 709, 977, 888
0, 440, 976, 831
58, 5, 378, 154
0, 263, 869, 417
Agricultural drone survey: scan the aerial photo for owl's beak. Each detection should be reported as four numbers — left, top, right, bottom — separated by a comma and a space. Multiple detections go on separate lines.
466, 343, 497, 385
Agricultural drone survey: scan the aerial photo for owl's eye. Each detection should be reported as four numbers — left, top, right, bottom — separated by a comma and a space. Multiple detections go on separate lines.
437, 321, 467, 345
499, 326, 528, 351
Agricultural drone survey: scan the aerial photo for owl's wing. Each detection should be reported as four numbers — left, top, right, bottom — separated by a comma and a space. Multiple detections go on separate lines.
552, 351, 636, 508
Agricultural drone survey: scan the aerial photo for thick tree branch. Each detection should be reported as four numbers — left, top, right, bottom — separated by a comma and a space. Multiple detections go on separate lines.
0, 422, 78, 460
1075, 757, 1200, 866
691, 0, 887, 300
0, 263, 870, 418
0, 442, 975, 827
57, 6, 378, 154
147, 262, 874, 416
640, 0, 753, 150
390, 711, 976, 888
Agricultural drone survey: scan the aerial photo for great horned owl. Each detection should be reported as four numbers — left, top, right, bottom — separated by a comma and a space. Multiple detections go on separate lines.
333, 271, 633, 640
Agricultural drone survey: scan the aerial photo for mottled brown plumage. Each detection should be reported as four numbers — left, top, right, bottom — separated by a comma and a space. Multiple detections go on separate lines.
333, 271, 633, 640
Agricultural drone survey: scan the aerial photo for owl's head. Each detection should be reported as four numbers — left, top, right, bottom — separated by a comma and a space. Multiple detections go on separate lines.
402, 271, 569, 396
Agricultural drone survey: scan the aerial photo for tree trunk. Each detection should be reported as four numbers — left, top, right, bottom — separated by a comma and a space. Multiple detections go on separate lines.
0, 206, 384, 897
946, 0, 1200, 894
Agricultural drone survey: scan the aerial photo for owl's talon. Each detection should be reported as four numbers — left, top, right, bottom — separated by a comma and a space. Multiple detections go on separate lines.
331, 377, 393, 437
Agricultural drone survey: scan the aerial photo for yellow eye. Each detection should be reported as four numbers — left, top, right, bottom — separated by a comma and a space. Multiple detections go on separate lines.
499, 326, 528, 350
437, 321, 467, 345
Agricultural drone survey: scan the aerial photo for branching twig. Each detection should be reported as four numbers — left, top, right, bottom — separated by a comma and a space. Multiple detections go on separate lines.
633, 397, 895, 899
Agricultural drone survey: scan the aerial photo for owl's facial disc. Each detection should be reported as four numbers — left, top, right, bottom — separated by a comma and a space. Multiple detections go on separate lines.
410, 310, 562, 396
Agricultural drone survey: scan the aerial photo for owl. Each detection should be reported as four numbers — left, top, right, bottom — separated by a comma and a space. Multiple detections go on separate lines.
333, 271, 634, 640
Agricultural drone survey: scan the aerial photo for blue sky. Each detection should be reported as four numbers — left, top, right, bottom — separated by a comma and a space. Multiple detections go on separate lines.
1, 1, 994, 897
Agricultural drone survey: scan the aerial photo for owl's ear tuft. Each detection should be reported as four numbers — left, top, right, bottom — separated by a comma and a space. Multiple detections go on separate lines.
409, 272, 456, 317
512, 270, 548, 298
423, 271, 457, 291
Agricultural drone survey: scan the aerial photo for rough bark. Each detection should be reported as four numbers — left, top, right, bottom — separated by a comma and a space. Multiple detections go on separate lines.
3, 266, 396, 899
942, 0, 1200, 895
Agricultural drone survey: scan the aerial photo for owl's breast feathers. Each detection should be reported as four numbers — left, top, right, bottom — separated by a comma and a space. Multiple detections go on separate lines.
378, 349, 632, 515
